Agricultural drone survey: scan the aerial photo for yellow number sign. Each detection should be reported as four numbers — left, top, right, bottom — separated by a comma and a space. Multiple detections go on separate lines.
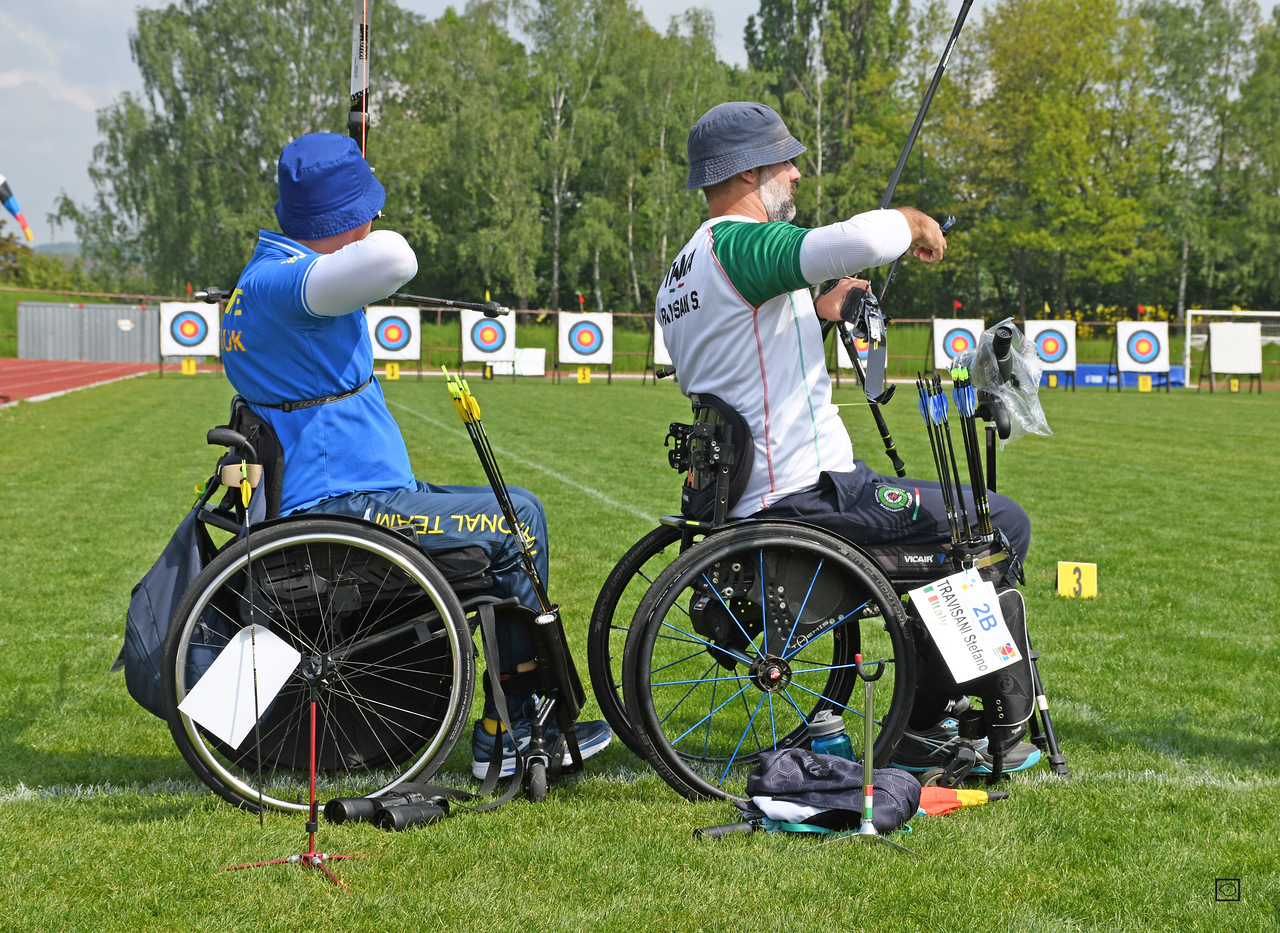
1229, 377, 1240, 393
1047, 374, 1058, 388
1137, 374, 1152, 392
1057, 561, 1097, 598
385, 362, 400, 380
181, 357, 197, 375
577, 365, 592, 384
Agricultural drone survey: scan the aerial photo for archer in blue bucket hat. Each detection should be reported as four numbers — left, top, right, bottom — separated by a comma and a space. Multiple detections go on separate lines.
275, 133, 385, 240
217, 132, 614, 778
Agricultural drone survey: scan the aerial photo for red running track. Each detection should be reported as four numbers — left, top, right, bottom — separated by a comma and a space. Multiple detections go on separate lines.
0, 359, 218, 405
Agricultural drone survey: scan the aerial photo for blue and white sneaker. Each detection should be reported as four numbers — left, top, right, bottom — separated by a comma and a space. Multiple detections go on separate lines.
889, 718, 1040, 774
470, 696, 613, 779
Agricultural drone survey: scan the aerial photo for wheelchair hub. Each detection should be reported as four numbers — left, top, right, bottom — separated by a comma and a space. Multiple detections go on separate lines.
749, 655, 793, 693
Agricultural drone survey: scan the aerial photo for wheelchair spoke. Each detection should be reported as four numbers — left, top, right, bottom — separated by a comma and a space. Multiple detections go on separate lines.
786, 680, 880, 725
667, 680, 754, 748
650, 649, 712, 676
657, 659, 724, 727
781, 599, 872, 661
657, 619, 753, 665
781, 558, 823, 656
720, 691, 768, 786
702, 572, 763, 661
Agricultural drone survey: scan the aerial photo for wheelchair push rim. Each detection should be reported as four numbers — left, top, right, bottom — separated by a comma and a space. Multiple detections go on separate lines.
622, 522, 916, 802
161, 519, 474, 813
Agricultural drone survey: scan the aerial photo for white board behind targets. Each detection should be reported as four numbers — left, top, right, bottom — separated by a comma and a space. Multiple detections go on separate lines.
834, 330, 870, 369
653, 318, 672, 367
558, 312, 613, 366
1024, 320, 1077, 371
1208, 322, 1263, 374
363, 306, 420, 361
932, 319, 985, 369
160, 302, 221, 357
1116, 320, 1170, 372
461, 309, 517, 363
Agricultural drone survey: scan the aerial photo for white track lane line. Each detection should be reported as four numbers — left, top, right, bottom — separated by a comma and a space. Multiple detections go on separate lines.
387, 399, 654, 522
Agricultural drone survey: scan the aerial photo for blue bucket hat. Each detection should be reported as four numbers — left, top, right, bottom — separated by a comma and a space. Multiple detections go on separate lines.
275, 133, 385, 240
686, 102, 807, 190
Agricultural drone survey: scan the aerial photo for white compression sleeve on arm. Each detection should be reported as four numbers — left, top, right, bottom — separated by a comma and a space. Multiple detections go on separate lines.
302, 229, 419, 317
798, 209, 913, 284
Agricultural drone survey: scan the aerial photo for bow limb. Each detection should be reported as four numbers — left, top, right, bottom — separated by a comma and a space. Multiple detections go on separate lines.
348, 0, 371, 156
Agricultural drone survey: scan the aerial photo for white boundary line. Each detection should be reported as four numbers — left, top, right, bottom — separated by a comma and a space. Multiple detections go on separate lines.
1, 369, 151, 408
387, 399, 656, 522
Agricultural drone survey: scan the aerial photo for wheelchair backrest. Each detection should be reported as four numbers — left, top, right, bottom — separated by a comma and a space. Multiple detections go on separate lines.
226, 395, 285, 520
667, 393, 754, 526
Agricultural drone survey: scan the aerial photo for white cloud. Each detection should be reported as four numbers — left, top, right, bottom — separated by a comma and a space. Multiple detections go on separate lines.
0, 70, 103, 113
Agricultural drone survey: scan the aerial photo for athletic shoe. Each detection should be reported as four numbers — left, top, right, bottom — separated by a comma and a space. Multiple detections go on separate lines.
470, 696, 613, 779
889, 719, 1040, 774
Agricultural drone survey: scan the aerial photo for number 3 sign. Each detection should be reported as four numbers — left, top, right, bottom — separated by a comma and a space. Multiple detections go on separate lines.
1056, 562, 1098, 598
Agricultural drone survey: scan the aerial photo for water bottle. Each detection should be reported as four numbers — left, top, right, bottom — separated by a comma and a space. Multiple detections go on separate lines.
807, 709, 853, 760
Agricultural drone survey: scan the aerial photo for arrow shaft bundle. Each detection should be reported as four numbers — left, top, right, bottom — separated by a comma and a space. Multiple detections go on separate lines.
444, 370, 551, 612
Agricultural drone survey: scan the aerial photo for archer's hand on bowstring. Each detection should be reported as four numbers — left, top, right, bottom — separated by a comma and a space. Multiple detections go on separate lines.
894, 206, 948, 262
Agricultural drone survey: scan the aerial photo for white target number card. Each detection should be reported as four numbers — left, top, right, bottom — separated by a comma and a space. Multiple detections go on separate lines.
908, 569, 1022, 684
177, 624, 301, 749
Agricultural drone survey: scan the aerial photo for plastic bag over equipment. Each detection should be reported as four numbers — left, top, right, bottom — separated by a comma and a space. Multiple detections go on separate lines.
951, 318, 1052, 446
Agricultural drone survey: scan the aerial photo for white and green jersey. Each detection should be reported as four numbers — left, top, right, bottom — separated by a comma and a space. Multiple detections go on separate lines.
657, 210, 911, 518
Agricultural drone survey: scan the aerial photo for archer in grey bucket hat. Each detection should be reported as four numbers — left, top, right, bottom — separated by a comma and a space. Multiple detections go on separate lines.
686, 102, 807, 190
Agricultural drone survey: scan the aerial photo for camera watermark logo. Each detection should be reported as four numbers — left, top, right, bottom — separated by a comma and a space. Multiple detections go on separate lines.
1214, 878, 1241, 902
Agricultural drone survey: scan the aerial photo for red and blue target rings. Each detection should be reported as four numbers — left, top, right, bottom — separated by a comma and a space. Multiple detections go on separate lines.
1035, 328, 1068, 364
170, 311, 208, 347
568, 320, 604, 355
1126, 329, 1160, 364
470, 319, 507, 353
943, 327, 975, 356
375, 315, 412, 352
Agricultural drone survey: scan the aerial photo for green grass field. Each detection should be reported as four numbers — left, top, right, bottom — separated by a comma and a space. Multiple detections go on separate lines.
1, 375, 1277, 932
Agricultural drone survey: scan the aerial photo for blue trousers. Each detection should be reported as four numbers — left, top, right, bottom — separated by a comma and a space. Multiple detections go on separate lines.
759, 461, 1032, 726
757, 461, 1031, 565
306, 481, 548, 676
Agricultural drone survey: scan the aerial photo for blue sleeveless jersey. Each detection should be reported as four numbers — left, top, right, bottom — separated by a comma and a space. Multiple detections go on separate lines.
222, 231, 414, 514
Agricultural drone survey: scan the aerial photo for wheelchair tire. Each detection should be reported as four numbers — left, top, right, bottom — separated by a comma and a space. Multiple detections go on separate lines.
622, 522, 916, 802
586, 525, 689, 757
161, 516, 475, 814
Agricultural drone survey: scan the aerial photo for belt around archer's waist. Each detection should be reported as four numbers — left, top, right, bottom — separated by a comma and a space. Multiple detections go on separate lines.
250, 376, 374, 414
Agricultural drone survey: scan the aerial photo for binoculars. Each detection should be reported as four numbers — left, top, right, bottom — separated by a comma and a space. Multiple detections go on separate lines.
324, 786, 452, 832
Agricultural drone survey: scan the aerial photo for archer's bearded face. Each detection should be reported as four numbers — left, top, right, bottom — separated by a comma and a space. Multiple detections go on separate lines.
757, 165, 797, 223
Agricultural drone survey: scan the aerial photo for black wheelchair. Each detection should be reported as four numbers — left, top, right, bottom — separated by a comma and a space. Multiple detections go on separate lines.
160, 396, 582, 813
587, 391, 1067, 802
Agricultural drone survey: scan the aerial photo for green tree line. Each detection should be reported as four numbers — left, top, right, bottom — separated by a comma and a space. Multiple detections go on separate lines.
54, 0, 1280, 318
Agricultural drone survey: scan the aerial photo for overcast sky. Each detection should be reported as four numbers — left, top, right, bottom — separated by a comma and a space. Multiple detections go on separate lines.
3, 0, 1276, 247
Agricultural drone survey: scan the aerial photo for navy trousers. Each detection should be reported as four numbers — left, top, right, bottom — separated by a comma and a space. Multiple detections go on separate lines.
306, 481, 547, 674
759, 461, 1032, 727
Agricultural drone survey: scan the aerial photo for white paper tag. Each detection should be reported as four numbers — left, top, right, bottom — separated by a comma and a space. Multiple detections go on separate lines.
908, 569, 1022, 684
177, 625, 302, 748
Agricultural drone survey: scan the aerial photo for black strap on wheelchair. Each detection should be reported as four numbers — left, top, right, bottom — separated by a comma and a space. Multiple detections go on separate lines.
468, 601, 527, 810
248, 375, 374, 414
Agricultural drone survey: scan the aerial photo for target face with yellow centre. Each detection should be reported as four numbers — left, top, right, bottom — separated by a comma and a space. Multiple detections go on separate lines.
471, 319, 507, 353
568, 320, 604, 356
943, 328, 975, 356
1035, 328, 1067, 364
170, 311, 209, 348
1127, 330, 1160, 364
375, 315, 412, 352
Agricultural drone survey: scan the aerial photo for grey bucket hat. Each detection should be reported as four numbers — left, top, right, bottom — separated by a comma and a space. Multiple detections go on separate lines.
686, 102, 807, 190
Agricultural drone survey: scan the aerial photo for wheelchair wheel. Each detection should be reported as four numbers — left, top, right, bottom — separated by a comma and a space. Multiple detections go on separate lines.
162, 516, 475, 814
587, 525, 689, 757
622, 522, 916, 801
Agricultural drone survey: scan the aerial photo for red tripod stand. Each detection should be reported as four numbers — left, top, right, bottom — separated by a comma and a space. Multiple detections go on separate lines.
222, 657, 360, 889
